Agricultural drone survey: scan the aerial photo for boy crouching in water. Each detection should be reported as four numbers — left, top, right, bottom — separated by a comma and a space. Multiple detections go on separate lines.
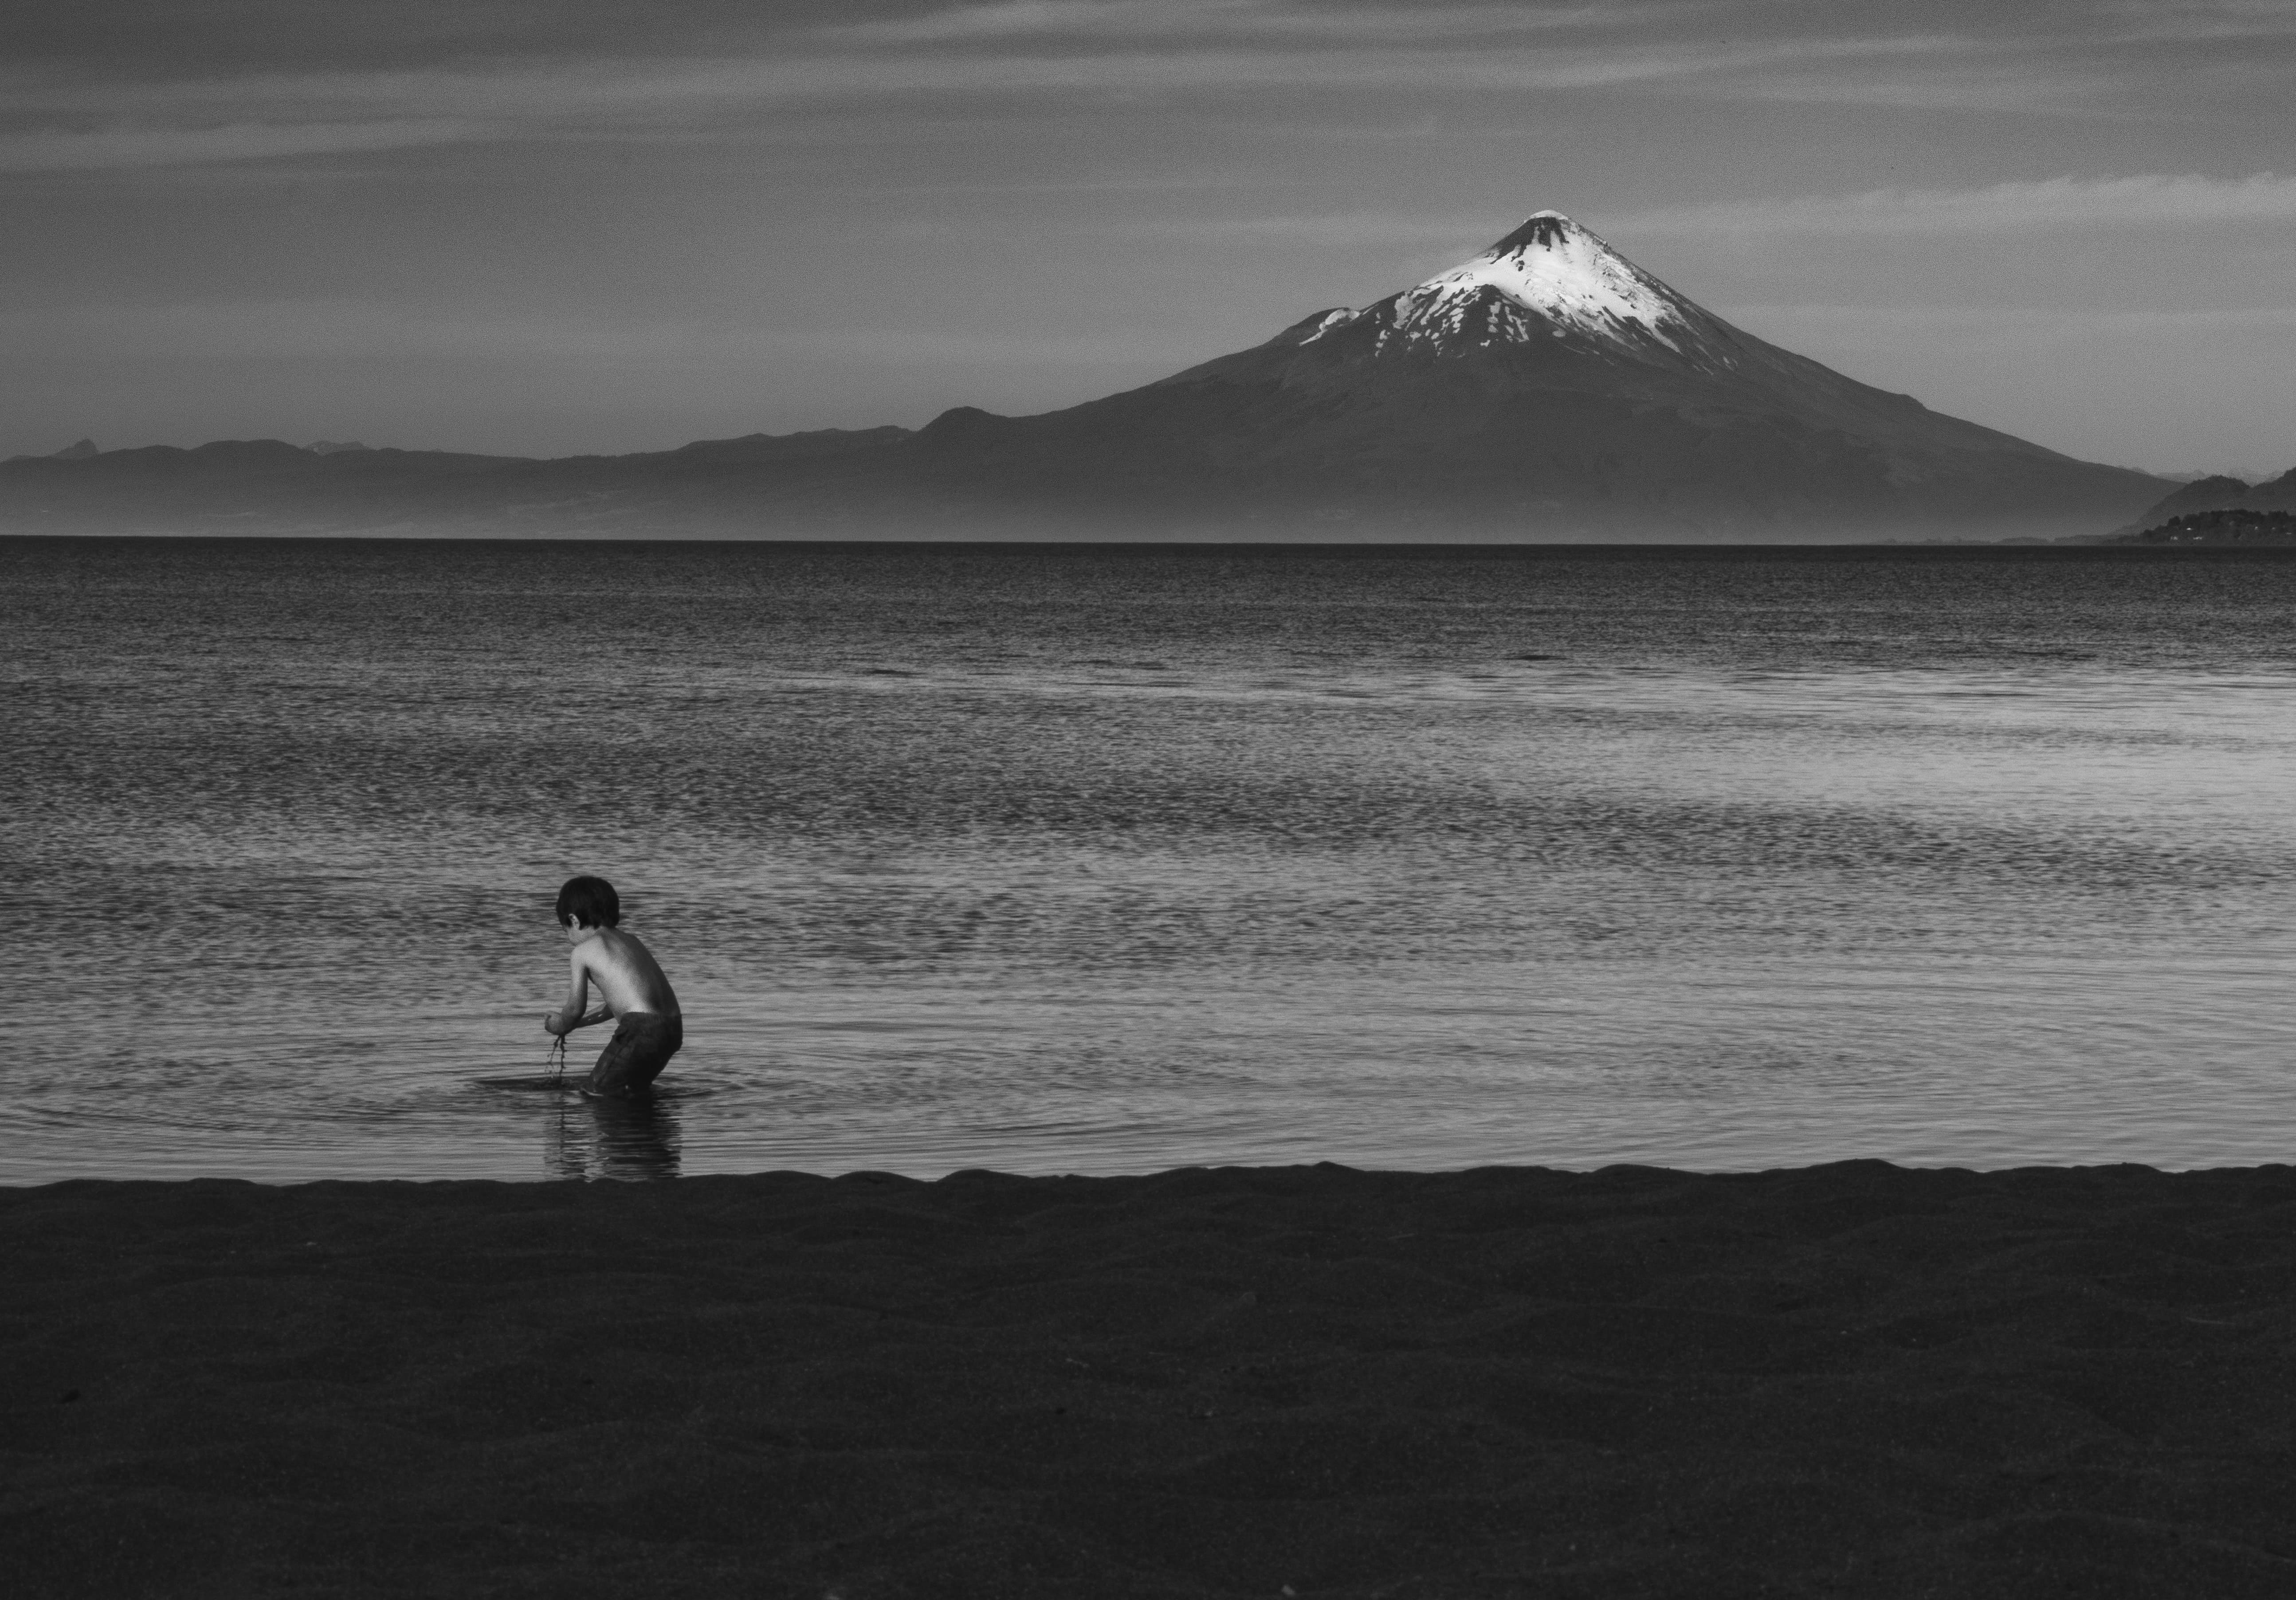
545, 875, 683, 1096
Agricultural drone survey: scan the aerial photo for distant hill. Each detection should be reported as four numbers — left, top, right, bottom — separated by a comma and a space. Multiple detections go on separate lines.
2109, 468, 2296, 540
2122, 508, 2296, 545
0, 212, 2174, 542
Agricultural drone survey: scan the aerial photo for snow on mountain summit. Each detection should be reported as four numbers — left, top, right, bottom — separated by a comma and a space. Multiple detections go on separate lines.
1305, 211, 1721, 365
1415, 212, 1688, 341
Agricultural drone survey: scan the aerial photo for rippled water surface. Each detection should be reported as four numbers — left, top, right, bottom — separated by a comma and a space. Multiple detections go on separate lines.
6, 537, 2293, 1182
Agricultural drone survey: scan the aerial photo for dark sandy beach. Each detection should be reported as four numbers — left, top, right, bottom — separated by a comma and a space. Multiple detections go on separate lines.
6, 1161, 2295, 1598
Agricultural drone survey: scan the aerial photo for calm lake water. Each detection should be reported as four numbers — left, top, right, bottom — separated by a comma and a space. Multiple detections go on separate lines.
5, 537, 2292, 1182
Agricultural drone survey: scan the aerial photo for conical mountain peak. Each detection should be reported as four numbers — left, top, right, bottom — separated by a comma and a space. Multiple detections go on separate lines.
1479, 210, 1580, 255
1417, 210, 1689, 348
1301, 208, 1717, 365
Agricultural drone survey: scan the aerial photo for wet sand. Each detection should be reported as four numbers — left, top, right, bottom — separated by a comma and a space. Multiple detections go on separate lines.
5, 1161, 2295, 1597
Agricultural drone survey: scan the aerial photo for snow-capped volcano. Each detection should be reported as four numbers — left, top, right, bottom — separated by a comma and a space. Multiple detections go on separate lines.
1308, 212, 1712, 362
895, 204, 2169, 539
3, 206, 2175, 542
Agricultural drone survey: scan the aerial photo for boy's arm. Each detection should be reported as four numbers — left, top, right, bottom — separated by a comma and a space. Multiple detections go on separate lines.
542, 953, 612, 1034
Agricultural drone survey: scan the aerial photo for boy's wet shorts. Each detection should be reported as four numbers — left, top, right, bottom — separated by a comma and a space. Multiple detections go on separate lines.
588, 1012, 683, 1096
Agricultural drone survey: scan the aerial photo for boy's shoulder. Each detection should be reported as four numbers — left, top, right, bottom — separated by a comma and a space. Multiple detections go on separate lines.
584, 927, 648, 961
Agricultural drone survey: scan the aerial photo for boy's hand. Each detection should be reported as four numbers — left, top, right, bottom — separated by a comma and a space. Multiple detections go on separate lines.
542, 1013, 565, 1035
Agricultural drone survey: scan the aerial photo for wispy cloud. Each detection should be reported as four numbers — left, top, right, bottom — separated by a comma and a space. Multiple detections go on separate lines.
1080, 173, 2296, 257
1109, 210, 1492, 244
2107, 0, 2296, 41
821, 0, 1671, 46
1611, 173, 2296, 237
5, 2, 2290, 175
0, 119, 486, 173
0, 297, 1188, 369
0, 11, 1978, 173
1732, 301, 2296, 340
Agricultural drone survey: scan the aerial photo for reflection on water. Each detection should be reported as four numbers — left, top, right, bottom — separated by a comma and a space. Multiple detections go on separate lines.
548, 1091, 682, 1182
6, 538, 2296, 1181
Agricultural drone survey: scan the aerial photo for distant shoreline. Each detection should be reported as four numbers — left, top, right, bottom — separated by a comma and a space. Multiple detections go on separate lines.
10, 529, 2295, 553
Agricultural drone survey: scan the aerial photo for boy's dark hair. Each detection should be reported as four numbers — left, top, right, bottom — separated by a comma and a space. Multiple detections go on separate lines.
556, 875, 621, 929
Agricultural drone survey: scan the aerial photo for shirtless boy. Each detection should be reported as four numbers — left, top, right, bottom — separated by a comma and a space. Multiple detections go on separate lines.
543, 875, 683, 1097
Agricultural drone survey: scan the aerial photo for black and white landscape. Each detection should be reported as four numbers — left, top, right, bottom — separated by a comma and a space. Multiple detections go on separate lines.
10, 6, 2296, 1597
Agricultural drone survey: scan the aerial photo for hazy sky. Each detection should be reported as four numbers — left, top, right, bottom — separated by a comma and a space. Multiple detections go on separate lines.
6, 1, 2293, 474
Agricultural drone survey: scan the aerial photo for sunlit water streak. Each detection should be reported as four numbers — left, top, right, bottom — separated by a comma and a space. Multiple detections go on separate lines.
5, 538, 2292, 1182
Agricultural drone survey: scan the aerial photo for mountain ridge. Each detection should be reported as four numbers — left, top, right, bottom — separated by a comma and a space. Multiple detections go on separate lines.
2110, 468, 2296, 538
1, 212, 2172, 541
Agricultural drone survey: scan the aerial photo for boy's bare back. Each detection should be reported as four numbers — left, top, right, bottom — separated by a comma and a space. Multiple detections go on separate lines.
567, 925, 679, 1020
